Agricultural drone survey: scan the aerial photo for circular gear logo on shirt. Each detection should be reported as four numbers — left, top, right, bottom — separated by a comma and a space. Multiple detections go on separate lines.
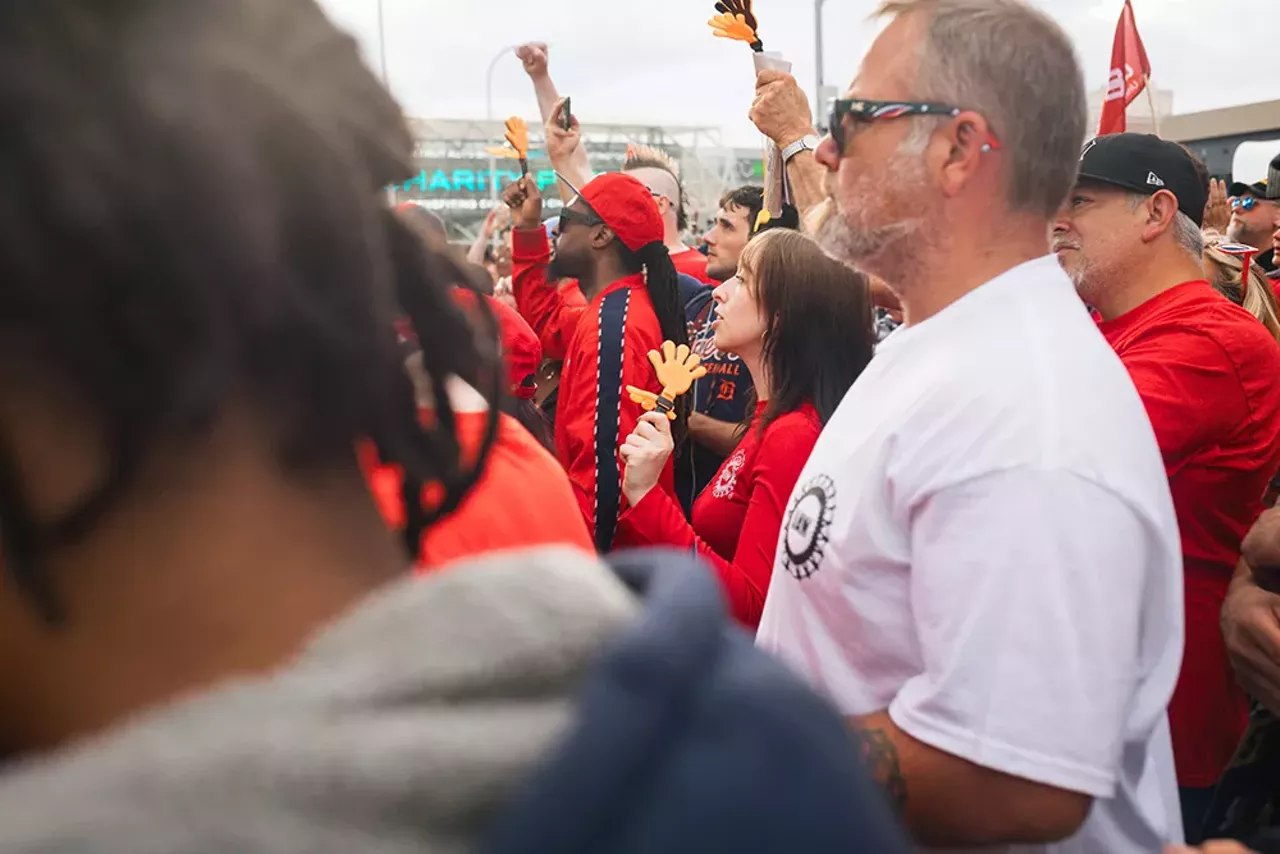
712, 449, 747, 499
782, 474, 836, 581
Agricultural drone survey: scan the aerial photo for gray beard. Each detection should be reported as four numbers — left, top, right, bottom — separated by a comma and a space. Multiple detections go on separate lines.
816, 212, 922, 272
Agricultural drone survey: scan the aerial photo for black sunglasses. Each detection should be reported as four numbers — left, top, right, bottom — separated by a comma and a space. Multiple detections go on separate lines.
556, 206, 604, 231
828, 98, 1001, 157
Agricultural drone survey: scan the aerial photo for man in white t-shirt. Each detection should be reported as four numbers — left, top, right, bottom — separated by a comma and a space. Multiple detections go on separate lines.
756, 1, 1185, 851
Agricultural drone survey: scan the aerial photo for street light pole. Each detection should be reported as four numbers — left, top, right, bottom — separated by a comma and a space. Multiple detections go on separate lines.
377, 0, 390, 87
378, 0, 396, 205
814, 0, 828, 128
486, 46, 517, 205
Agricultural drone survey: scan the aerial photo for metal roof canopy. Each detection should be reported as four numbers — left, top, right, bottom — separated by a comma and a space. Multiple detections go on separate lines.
1163, 101, 1280, 178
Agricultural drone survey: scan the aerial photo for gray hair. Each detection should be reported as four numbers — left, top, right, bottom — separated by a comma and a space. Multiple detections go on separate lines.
1173, 213, 1204, 258
876, 0, 1087, 220
1125, 193, 1204, 258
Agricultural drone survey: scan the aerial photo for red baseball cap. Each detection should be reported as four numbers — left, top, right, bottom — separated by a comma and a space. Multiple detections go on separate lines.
563, 172, 664, 252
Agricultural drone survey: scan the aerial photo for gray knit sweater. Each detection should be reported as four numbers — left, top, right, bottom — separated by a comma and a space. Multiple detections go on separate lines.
0, 548, 639, 853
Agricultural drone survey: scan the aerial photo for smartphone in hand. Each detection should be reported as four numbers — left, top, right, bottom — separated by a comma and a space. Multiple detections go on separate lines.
561, 97, 573, 131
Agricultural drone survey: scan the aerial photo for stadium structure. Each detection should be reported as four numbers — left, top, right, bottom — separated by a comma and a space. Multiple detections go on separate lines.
397, 118, 768, 242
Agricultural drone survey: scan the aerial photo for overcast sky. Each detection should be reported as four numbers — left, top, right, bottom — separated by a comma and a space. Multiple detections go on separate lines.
318, 0, 1279, 147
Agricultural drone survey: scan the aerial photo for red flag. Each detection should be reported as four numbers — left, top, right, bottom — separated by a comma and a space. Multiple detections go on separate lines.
1098, 0, 1152, 135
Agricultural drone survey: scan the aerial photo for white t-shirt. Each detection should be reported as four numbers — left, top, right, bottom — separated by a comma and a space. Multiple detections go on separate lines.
756, 256, 1185, 853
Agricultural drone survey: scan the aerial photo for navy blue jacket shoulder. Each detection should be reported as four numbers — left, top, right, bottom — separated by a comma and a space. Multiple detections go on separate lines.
485, 549, 908, 854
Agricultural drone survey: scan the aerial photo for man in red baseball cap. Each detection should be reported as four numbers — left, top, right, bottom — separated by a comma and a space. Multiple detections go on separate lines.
505, 172, 690, 551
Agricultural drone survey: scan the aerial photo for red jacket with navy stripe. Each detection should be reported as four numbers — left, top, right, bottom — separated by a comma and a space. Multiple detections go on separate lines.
512, 227, 674, 550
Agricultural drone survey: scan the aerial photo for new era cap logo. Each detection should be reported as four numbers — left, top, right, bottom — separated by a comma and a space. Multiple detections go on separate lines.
1147, 171, 1165, 187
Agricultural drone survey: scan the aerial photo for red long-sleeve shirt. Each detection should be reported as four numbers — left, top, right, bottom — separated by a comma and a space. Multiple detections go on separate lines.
616, 402, 822, 629
1100, 280, 1280, 788
512, 227, 673, 550
511, 229, 587, 361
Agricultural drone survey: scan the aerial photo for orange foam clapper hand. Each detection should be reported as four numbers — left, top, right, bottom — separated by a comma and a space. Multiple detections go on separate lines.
504, 117, 529, 161
708, 12, 757, 44
708, 0, 761, 49
626, 342, 708, 421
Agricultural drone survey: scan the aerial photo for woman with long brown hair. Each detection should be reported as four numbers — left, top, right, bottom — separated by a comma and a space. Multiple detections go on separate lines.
616, 229, 875, 629
1202, 234, 1280, 345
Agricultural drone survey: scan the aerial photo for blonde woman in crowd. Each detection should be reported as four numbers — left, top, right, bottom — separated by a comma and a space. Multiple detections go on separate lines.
1202, 233, 1280, 344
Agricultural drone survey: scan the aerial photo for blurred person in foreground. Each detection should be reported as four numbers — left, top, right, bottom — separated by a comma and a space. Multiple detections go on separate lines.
616, 230, 874, 630
756, 0, 1185, 849
0, 3, 911, 853
366, 214, 590, 568
1055, 135, 1280, 841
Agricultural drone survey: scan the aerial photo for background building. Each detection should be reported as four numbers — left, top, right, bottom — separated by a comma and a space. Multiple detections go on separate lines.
1166, 100, 1280, 179
398, 118, 769, 242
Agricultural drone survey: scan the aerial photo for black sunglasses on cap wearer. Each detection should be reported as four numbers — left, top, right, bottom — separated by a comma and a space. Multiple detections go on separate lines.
828, 98, 1002, 157
556, 207, 604, 229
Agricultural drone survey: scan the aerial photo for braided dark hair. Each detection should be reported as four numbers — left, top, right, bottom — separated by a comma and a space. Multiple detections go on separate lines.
0, 0, 500, 621
616, 242, 691, 445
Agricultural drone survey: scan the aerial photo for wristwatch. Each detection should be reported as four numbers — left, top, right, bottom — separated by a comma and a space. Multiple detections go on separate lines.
780, 134, 820, 162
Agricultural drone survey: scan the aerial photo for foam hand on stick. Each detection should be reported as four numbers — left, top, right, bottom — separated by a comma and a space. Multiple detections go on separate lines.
626, 341, 707, 421
505, 117, 530, 177
708, 0, 763, 52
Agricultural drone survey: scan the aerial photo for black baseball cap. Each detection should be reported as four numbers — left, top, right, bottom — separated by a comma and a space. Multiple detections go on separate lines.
1077, 133, 1209, 227
1229, 179, 1268, 199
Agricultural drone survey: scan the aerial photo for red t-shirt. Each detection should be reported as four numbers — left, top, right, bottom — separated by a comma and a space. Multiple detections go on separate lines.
1100, 280, 1280, 787
615, 402, 822, 629
364, 411, 594, 570
671, 247, 714, 286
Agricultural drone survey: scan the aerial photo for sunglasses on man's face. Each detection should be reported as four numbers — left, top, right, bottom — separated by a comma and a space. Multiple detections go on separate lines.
556, 206, 604, 233
1231, 196, 1262, 212
827, 98, 1002, 158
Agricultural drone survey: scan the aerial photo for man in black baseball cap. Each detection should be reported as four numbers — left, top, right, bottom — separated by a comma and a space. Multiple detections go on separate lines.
1054, 133, 1210, 317
1055, 132, 1280, 842
1226, 175, 1278, 272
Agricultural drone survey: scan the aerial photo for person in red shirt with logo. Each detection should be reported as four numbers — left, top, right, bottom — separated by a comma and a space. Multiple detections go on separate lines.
615, 229, 874, 629
1054, 133, 1280, 843
506, 171, 689, 552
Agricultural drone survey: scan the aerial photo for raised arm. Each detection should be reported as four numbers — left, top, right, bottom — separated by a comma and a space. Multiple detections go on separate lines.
543, 99, 591, 204
516, 42, 592, 199
503, 176, 585, 360
466, 207, 508, 266
749, 70, 826, 222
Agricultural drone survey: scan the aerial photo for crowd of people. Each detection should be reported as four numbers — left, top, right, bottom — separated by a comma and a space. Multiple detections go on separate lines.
4, 0, 1280, 852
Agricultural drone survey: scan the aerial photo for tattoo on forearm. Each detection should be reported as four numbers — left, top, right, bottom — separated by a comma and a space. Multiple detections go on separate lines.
854, 728, 908, 813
